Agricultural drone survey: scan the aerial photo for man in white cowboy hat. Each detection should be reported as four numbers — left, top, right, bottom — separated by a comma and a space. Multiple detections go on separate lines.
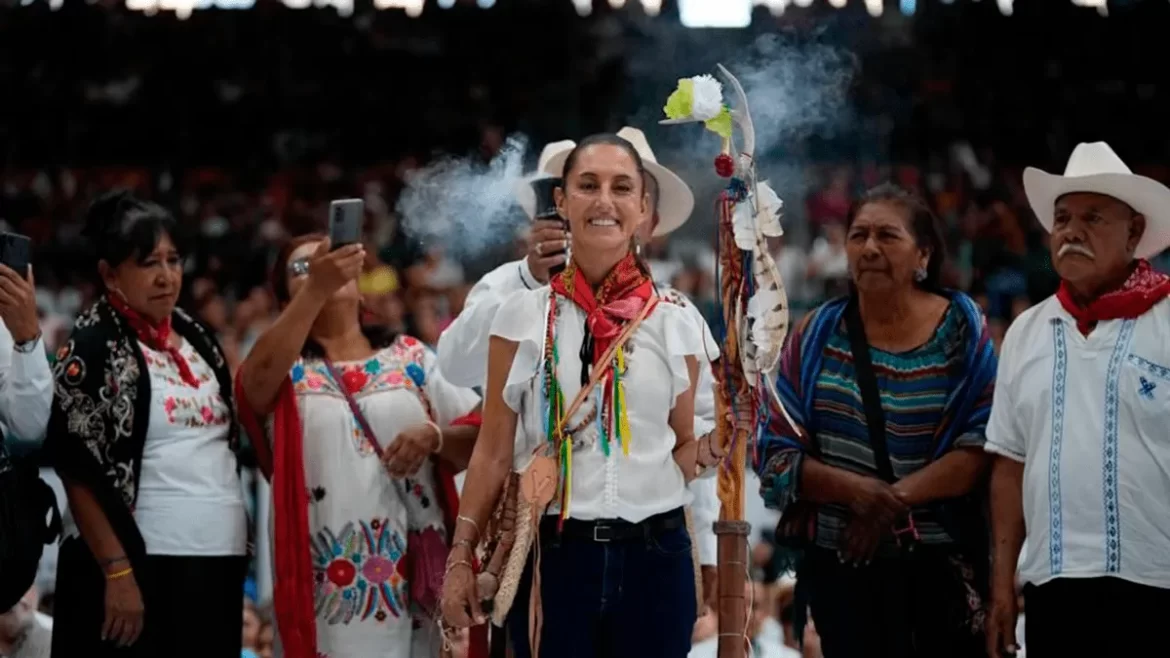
436, 127, 725, 610
984, 142, 1170, 658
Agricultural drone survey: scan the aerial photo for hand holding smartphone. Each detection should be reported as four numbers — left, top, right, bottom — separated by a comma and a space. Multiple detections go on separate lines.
529, 178, 568, 277
0, 233, 31, 279
328, 199, 365, 250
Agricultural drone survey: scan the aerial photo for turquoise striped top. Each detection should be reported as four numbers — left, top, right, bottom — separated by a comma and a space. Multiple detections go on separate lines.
810, 303, 983, 550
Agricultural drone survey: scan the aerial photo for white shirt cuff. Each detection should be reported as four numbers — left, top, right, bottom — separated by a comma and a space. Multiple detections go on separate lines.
518, 261, 542, 290
985, 441, 1026, 463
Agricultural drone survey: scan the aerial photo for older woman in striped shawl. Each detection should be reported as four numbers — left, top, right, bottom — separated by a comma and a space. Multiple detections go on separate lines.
754, 184, 999, 658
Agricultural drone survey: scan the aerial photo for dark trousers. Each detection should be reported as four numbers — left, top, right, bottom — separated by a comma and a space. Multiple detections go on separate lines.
51, 537, 247, 658
505, 510, 697, 658
1024, 577, 1170, 658
803, 547, 985, 658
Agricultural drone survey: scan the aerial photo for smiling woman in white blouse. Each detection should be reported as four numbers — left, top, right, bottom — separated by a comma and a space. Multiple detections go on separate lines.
440, 133, 723, 658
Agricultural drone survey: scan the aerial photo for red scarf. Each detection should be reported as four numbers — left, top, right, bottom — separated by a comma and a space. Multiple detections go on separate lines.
107, 293, 200, 387
1057, 259, 1170, 336
548, 254, 655, 365
237, 377, 478, 658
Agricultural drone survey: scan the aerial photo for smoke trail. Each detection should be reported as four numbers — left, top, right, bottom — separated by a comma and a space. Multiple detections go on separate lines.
394, 134, 530, 259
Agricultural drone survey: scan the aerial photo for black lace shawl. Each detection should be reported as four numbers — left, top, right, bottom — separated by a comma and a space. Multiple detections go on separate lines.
43, 296, 238, 564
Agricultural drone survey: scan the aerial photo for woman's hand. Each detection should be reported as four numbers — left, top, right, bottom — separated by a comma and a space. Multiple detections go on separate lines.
382, 423, 440, 478
985, 587, 1020, 657
305, 240, 365, 299
846, 476, 907, 528
102, 572, 145, 647
838, 515, 885, 566
440, 547, 485, 628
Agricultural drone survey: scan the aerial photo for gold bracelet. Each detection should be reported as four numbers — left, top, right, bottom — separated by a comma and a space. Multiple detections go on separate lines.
444, 560, 474, 578
426, 420, 444, 453
106, 567, 134, 581
452, 539, 475, 553
456, 515, 480, 538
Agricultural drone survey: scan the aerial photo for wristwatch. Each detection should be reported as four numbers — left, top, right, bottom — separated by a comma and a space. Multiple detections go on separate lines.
14, 331, 41, 353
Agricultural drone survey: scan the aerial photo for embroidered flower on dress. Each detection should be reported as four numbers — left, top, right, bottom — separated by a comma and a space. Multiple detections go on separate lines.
291, 363, 306, 383
310, 518, 409, 625
404, 362, 425, 387
341, 368, 369, 393
364, 358, 382, 375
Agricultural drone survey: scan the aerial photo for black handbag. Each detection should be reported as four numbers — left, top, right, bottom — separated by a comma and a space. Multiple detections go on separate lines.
0, 446, 62, 610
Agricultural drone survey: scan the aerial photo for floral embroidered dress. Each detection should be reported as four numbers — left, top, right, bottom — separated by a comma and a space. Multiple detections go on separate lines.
267, 336, 479, 658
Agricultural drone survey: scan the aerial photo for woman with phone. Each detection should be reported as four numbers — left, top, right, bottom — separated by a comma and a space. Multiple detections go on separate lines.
45, 191, 249, 657
439, 133, 723, 657
235, 234, 481, 658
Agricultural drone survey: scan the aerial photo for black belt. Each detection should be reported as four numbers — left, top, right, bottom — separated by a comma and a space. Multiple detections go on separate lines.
540, 507, 686, 543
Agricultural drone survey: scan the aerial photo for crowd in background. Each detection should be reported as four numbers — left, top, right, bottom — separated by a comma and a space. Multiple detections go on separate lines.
4, 0, 1170, 656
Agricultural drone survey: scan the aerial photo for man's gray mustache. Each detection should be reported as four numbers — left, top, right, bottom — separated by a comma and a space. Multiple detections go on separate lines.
1059, 243, 1095, 259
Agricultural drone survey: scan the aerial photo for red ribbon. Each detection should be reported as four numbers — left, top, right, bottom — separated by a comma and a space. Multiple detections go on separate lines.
107, 293, 200, 387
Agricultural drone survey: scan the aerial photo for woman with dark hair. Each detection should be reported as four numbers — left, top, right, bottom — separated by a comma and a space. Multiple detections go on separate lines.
46, 191, 248, 657
440, 133, 721, 657
235, 233, 480, 658
754, 183, 999, 657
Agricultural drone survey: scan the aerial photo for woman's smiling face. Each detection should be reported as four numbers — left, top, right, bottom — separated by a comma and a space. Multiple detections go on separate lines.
556, 143, 648, 255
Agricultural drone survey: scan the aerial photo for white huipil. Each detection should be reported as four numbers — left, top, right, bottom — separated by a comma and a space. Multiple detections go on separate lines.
985, 295, 1170, 590
267, 336, 479, 658
491, 287, 719, 523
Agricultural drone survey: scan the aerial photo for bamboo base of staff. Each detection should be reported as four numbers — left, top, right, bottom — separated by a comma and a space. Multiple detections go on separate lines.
714, 520, 751, 658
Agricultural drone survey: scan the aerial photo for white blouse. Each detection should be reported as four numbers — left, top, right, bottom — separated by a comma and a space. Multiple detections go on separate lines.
134, 338, 248, 556
492, 287, 720, 524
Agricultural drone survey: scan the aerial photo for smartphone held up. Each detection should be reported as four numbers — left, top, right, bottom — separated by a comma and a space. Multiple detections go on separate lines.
328, 198, 364, 250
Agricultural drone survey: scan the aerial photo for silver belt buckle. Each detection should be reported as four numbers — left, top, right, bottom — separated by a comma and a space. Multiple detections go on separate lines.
592, 524, 613, 543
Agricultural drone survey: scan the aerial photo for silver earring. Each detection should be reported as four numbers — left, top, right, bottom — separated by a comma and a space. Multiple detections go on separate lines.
633, 238, 643, 257
914, 267, 927, 282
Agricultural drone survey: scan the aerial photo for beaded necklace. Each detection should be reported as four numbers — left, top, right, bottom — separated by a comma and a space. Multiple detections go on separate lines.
541, 288, 635, 526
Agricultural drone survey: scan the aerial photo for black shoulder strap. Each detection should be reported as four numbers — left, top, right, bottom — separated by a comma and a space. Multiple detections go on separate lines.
843, 298, 896, 483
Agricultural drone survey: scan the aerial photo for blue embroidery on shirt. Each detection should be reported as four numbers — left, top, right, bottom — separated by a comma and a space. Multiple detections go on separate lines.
1139, 377, 1157, 400
1049, 320, 1068, 575
1127, 353, 1170, 383
1102, 319, 1135, 574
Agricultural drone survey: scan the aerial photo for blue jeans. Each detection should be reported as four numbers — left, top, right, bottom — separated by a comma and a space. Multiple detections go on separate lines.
506, 511, 697, 658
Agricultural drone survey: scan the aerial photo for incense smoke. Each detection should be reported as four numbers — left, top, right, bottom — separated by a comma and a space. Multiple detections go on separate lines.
395, 134, 530, 259
624, 29, 858, 239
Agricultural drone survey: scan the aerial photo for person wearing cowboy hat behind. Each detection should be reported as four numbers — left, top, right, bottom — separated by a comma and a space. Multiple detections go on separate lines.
436, 127, 725, 611
985, 142, 1170, 658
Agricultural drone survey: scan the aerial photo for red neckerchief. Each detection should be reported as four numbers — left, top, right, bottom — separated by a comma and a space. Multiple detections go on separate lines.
548, 254, 654, 365
237, 376, 477, 658
107, 293, 200, 387
1057, 259, 1170, 336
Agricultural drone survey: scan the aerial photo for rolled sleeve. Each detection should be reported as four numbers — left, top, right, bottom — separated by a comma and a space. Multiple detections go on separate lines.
984, 331, 1026, 463
436, 259, 531, 388
0, 325, 52, 443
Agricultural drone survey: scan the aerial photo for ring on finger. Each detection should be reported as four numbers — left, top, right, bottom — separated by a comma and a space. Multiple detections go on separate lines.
534, 242, 542, 256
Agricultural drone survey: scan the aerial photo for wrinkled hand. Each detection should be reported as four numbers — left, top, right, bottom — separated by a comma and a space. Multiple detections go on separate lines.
847, 476, 907, 528
440, 547, 484, 629
382, 423, 440, 478
985, 589, 1019, 657
701, 565, 718, 614
102, 573, 145, 647
305, 240, 365, 299
525, 219, 568, 284
0, 265, 39, 344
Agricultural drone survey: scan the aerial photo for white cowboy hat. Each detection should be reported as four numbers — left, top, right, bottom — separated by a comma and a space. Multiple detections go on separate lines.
513, 139, 577, 219
543, 126, 696, 236
1024, 141, 1170, 259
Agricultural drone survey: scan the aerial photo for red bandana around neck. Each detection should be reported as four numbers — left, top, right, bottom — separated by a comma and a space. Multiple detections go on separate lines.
549, 254, 655, 364
1056, 259, 1170, 335
107, 293, 201, 387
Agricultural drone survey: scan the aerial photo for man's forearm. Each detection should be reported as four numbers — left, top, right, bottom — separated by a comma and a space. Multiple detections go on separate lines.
989, 456, 1026, 593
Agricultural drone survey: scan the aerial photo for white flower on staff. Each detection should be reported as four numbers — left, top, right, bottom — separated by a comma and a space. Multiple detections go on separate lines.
689, 74, 725, 121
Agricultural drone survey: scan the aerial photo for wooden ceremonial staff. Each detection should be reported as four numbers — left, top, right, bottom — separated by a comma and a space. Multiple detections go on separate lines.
713, 190, 751, 658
